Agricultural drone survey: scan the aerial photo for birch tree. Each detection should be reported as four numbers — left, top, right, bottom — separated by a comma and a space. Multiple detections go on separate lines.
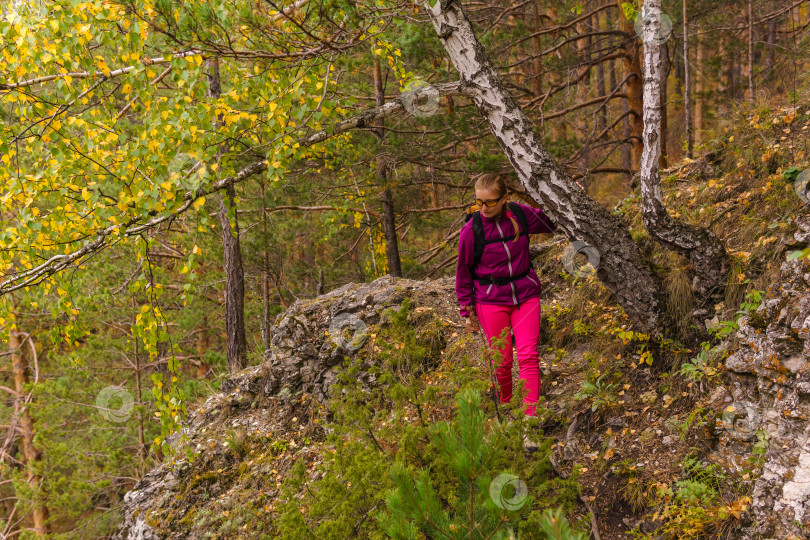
638, 0, 730, 308
419, 0, 665, 335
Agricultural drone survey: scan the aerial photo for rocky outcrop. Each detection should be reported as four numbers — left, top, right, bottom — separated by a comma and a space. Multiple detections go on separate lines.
721, 212, 810, 539
114, 276, 455, 540
219, 276, 422, 404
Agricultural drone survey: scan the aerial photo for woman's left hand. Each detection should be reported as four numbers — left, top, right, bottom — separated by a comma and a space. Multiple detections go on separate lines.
466, 314, 480, 334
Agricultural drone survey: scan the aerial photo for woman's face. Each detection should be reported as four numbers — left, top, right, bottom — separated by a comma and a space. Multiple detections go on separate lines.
475, 187, 508, 218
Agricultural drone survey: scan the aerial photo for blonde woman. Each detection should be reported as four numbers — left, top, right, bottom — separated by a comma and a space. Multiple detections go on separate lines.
455, 173, 557, 421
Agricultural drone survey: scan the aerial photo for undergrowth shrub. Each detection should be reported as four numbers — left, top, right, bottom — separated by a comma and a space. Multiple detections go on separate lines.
274, 292, 588, 538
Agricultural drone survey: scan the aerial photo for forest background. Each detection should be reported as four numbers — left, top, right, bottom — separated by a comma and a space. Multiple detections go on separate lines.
0, 0, 808, 536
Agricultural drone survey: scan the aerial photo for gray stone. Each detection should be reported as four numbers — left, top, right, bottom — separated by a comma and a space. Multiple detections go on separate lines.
707, 242, 810, 539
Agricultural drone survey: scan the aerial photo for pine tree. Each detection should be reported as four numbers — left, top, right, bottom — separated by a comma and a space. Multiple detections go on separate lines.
376, 387, 586, 539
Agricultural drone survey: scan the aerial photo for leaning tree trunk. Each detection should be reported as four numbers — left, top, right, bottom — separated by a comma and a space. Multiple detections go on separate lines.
373, 58, 402, 277
421, 0, 665, 335
639, 0, 731, 314
207, 57, 248, 372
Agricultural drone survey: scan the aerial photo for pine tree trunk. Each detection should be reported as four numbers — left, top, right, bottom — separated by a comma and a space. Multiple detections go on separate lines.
660, 43, 669, 169
317, 268, 324, 295
373, 58, 402, 277
10, 331, 50, 537
694, 27, 705, 147
748, 0, 755, 101
611, 57, 633, 189
726, 46, 736, 98
531, 0, 544, 97
207, 57, 248, 373
548, 5, 567, 143
422, 0, 665, 335
616, 0, 644, 170
639, 0, 731, 312
260, 180, 271, 352
765, 19, 776, 77
576, 18, 592, 172
197, 310, 210, 378
595, 13, 607, 135
682, 0, 693, 158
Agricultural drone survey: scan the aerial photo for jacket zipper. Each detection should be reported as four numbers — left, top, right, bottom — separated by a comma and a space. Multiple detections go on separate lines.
495, 218, 518, 304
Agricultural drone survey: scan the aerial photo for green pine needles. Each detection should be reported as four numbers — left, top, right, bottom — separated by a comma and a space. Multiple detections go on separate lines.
377, 388, 587, 540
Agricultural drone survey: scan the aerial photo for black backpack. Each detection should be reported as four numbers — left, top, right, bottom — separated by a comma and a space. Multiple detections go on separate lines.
464, 201, 530, 280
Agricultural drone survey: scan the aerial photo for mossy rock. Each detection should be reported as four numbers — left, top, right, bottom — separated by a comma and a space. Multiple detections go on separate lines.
748, 311, 769, 330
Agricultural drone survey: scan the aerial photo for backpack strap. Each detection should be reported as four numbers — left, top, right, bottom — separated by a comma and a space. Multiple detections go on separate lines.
507, 201, 529, 237
471, 211, 485, 275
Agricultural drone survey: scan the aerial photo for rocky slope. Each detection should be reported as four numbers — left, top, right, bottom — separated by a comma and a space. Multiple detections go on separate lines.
114, 276, 462, 539
721, 214, 810, 539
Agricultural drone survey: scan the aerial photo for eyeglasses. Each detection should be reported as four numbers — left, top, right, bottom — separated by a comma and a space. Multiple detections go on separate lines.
474, 194, 505, 207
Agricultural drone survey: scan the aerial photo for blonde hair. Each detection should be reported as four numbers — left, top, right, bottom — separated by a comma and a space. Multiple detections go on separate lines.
474, 173, 520, 242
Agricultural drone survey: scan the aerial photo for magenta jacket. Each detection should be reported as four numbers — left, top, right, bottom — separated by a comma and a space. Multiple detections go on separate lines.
455, 202, 557, 318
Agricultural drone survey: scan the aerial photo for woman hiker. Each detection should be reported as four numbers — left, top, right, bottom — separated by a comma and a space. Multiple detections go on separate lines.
455, 173, 557, 446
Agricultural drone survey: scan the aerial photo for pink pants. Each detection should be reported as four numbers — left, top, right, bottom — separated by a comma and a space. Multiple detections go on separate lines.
475, 296, 542, 416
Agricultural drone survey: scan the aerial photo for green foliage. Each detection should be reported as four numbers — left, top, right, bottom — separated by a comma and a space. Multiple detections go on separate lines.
677, 342, 720, 383
621, 1, 639, 20
537, 508, 589, 540
544, 305, 572, 331
276, 318, 587, 540
672, 407, 709, 443
749, 428, 770, 470
572, 319, 591, 336
633, 455, 746, 539
275, 438, 392, 539
574, 364, 619, 413
708, 288, 765, 341
782, 165, 802, 183
788, 247, 810, 261
376, 387, 586, 539
376, 297, 446, 373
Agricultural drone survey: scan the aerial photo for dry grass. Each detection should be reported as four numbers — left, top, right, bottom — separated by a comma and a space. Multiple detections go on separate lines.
664, 262, 694, 341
